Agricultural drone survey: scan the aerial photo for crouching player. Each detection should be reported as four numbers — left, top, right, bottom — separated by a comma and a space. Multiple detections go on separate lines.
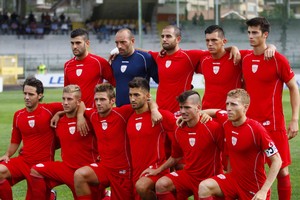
198, 89, 282, 200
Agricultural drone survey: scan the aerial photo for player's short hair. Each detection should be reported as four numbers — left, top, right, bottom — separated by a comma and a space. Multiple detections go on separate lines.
63, 84, 81, 99
205, 25, 225, 38
177, 90, 201, 105
23, 76, 44, 99
116, 28, 134, 40
94, 83, 116, 100
227, 89, 250, 105
246, 17, 270, 33
163, 25, 181, 37
70, 28, 89, 40
128, 77, 150, 92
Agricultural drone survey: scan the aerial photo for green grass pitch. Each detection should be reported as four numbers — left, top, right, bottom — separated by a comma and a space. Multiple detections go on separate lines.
0, 88, 299, 199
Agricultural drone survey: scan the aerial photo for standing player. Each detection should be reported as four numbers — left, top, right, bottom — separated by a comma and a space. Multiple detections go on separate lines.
126, 77, 176, 200
142, 90, 224, 199
30, 85, 99, 199
64, 28, 115, 108
198, 89, 282, 200
112, 28, 159, 107
0, 77, 63, 200
242, 17, 299, 200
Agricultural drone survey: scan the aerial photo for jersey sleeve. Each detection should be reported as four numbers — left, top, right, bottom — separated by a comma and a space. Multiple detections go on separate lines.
146, 54, 159, 84
63, 63, 70, 86
216, 110, 228, 124
275, 52, 295, 83
100, 57, 116, 86
117, 104, 134, 120
11, 112, 22, 144
148, 51, 159, 62
42, 102, 64, 114
171, 128, 184, 159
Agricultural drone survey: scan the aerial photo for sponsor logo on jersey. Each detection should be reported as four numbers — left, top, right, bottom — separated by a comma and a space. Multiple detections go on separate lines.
189, 138, 195, 147
217, 174, 226, 179
120, 65, 127, 73
262, 120, 270, 126
119, 170, 127, 174
36, 163, 45, 167
102, 122, 107, 130
251, 64, 258, 73
213, 66, 220, 74
90, 163, 98, 167
28, 119, 35, 128
76, 69, 82, 76
165, 60, 171, 68
69, 126, 76, 134
231, 131, 239, 135
170, 172, 178, 176
231, 136, 237, 146
135, 122, 142, 131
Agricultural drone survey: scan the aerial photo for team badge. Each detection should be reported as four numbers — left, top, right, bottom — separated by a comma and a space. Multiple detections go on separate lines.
69, 126, 76, 134
28, 120, 35, 128
189, 138, 195, 147
76, 69, 82, 76
102, 122, 108, 130
213, 66, 220, 74
135, 122, 142, 131
165, 60, 171, 68
251, 64, 258, 73
120, 65, 127, 73
231, 136, 237, 146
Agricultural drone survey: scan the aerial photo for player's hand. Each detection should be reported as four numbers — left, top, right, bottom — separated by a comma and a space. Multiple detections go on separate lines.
108, 47, 119, 64
199, 112, 212, 123
0, 155, 10, 163
264, 44, 276, 60
151, 109, 163, 127
229, 46, 241, 65
251, 189, 267, 200
77, 115, 90, 136
176, 116, 184, 127
140, 167, 159, 178
50, 113, 61, 128
287, 119, 299, 140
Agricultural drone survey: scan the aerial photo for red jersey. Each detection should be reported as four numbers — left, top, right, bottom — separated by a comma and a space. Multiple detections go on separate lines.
197, 51, 242, 110
85, 105, 133, 173
149, 50, 206, 113
55, 115, 98, 169
64, 53, 116, 107
216, 110, 278, 191
241, 51, 294, 131
172, 119, 224, 177
126, 109, 176, 182
11, 103, 63, 165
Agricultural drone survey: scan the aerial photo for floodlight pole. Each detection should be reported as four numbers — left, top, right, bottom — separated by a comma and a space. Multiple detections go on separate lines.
176, 0, 179, 27
215, 0, 219, 25
138, 0, 143, 48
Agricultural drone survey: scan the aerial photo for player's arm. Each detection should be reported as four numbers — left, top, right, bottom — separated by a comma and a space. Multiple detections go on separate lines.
50, 110, 66, 128
0, 143, 20, 163
224, 46, 241, 65
286, 77, 300, 139
253, 153, 282, 200
148, 98, 162, 127
140, 156, 182, 178
264, 44, 276, 60
76, 101, 90, 136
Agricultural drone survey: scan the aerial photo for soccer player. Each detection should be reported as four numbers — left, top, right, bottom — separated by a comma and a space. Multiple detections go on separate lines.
112, 28, 159, 107
30, 85, 99, 199
0, 77, 63, 200
126, 77, 176, 200
241, 17, 299, 200
142, 90, 224, 200
64, 28, 115, 108
198, 89, 282, 200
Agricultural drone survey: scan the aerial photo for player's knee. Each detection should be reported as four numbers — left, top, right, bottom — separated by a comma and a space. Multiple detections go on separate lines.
155, 177, 170, 193
278, 166, 289, 177
0, 164, 9, 178
74, 166, 91, 182
30, 164, 44, 178
135, 178, 152, 195
199, 179, 217, 197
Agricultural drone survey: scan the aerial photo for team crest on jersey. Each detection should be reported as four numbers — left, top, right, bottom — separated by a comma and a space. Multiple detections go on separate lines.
28, 120, 35, 128
232, 136, 237, 146
213, 66, 220, 74
251, 64, 258, 73
135, 122, 142, 131
120, 65, 127, 73
76, 69, 82, 76
69, 126, 76, 134
165, 60, 171, 68
189, 138, 195, 147
102, 122, 108, 130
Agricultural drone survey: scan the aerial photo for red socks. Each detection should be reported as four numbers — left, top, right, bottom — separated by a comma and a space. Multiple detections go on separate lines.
0, 179, 13, 200
277, 174, 291, 200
